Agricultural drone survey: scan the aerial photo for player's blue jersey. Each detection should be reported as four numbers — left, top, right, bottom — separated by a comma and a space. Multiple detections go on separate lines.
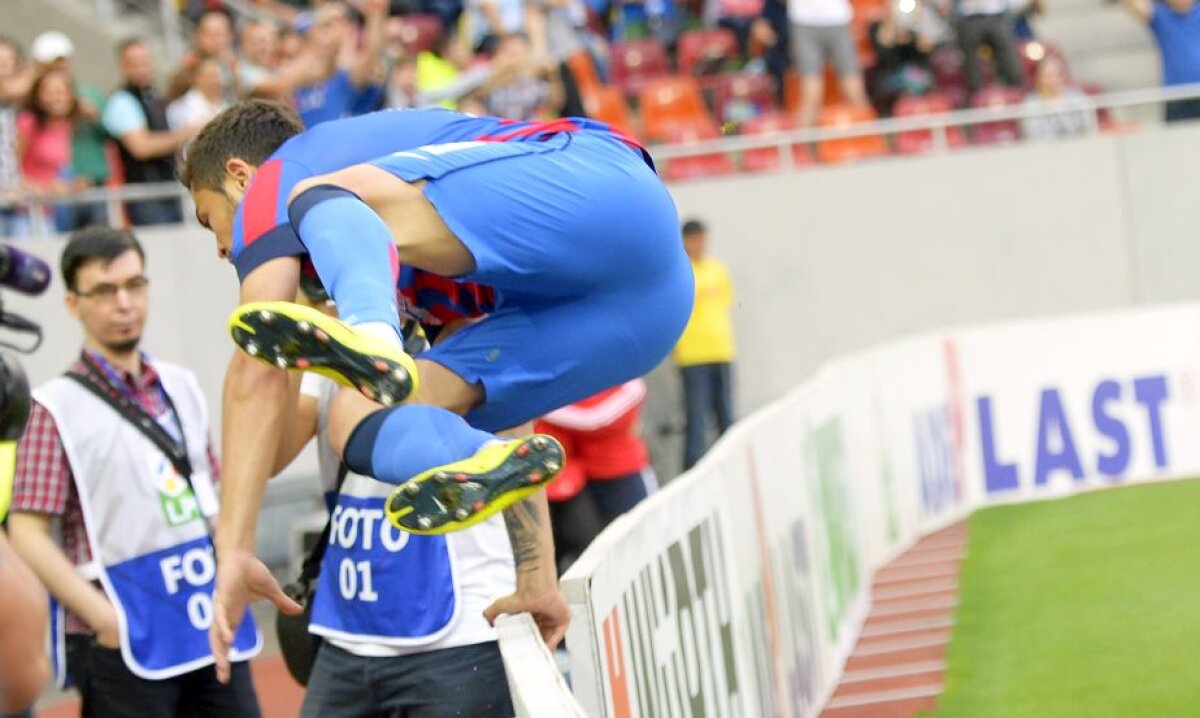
231, 108, 649, 325
230, 108, 649, 281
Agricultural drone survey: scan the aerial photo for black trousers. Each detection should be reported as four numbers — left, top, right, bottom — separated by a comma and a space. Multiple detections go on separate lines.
65, 634, 260, 718
955, 13, 1025, 93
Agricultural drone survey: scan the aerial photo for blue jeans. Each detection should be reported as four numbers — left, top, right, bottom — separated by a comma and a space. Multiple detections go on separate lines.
301, 641, 512, 718
681, 362, 734, 470
126, 198, 182, 226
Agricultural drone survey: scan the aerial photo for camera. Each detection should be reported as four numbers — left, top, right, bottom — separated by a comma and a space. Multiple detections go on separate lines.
0, 242, 51, 522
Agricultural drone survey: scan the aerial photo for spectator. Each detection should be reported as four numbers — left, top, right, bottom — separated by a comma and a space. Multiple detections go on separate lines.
787, 0, 869, 126
869, 0, 937, 115
16, 67, 107, 232
102, 39, 199, 226
1021, 54, 1091, 140
672, 219, 736, 470
1121, 0, 1200, 123
237, 19, 282, 98
952, 0, 1025, 96
166, 56, 231, 129
704, 0, 765, 56
415, 28, 482, 109
168, 9, 238, 102
536, 379, 657, 574
265, 0, 388, 126
27, 32, 111, 218
7, 227, 262, 717
0, 36, 27, 237
1012, 0, 1043, 40
0, 531, 49, 716
483, 33, 564, 119
467, 0, 528, 53
527, 0, 590, 116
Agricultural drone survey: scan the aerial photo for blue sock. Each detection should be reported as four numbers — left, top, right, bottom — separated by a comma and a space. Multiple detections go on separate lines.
343, 405, 497, 484
289, 185, 400, 332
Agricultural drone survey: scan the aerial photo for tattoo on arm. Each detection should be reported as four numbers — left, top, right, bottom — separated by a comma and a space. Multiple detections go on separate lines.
503, 498, 543, 573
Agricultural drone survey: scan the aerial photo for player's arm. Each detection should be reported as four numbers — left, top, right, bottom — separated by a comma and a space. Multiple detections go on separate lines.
218, 256, 302, 552
0, 531, 49, 714
272, 372, 314, 477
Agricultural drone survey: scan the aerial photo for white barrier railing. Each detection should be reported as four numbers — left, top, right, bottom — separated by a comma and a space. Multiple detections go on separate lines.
560, 301, 1200, 716
495, 613, 588, 718
651, 82, 1200, 162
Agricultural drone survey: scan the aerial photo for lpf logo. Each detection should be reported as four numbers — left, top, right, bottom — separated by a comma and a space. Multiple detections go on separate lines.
153, 458, 200, 526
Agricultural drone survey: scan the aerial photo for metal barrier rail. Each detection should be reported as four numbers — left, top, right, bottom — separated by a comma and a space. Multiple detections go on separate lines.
650, 81, 1200, 162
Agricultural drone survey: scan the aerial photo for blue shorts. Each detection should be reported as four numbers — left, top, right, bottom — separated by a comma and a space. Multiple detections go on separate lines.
369, 132, 693, 431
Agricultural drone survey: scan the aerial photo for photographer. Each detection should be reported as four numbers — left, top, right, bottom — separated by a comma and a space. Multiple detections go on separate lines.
6, 227, 262, 718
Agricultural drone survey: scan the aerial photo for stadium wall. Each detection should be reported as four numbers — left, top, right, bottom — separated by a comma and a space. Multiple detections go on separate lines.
562, 300, 1200, 716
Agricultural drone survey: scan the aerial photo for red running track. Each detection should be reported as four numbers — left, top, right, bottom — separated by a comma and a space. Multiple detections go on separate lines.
820, 521, 967, 718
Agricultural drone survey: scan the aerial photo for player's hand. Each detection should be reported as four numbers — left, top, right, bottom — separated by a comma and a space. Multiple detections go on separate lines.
484, 584, 571, 651
210, 547, 302, 682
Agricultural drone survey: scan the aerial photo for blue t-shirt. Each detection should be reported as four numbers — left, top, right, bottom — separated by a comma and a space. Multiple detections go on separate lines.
295, 70, 382, 127
231, 108, 648, 320
1150, 3, 1200, 86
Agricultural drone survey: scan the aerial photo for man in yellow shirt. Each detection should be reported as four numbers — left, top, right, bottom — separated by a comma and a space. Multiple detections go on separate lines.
672, 219, 737, 470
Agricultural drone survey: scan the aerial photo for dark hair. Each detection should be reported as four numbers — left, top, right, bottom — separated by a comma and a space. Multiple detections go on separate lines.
178, 100, 304, 190
681, 219, 707, 237
24, 66, 80, 128
61, 226, 145, 291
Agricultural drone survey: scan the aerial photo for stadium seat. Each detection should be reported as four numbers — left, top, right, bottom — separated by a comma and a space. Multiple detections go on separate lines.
676, 28, 739, 76
969, 86, 1024, 145
710, 72, 778, 125
610, 39, 673, 97
892, 94, 967, 155
566, 50, 602, 95
816, 104, 889, 164
659, 123, 737, 182
395, 14, 443, 54
582, 85, 636, 134
638, 75, 719, 142
739, 113, 814, 172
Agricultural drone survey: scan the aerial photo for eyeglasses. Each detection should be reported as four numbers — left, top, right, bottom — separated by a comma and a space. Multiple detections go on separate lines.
75, 276, 150, 301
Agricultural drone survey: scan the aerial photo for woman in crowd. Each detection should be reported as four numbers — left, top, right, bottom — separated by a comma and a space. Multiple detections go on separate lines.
16, 66, 105, 233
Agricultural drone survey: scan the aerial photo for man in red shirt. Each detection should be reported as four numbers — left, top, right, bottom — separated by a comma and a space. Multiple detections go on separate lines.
535, 379, 658, 574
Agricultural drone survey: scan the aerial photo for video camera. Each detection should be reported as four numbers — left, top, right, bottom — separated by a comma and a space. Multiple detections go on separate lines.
0, 242, 51, 522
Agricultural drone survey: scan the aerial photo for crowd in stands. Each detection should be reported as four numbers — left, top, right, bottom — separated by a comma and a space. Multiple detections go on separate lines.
1, 0, 1199, 235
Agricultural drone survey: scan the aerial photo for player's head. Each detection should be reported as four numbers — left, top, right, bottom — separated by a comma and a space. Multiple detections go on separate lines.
180, 99, 304, 260
681, 218, 707, 261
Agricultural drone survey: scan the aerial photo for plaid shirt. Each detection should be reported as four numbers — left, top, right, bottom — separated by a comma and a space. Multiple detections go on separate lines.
11, 351, 220, 634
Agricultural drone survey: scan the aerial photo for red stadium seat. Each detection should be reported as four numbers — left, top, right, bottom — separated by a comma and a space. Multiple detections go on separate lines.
610, 39, 673, 97
710, 72, 778, 125
396, 14, 443, 54
892, 94, 967, 154
583, 84, 636, 134
676, 28, 739, 76
970, 85, 1024, 145
659, 123, 737, 181
816, 104, 889, 164
739, 113, 813, 171
567, 49, 602, 94
638, 75, 719, 143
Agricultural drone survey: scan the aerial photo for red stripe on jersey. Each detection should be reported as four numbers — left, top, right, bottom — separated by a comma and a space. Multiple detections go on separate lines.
477, 118, 582, 143
243, 159, 283, 247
